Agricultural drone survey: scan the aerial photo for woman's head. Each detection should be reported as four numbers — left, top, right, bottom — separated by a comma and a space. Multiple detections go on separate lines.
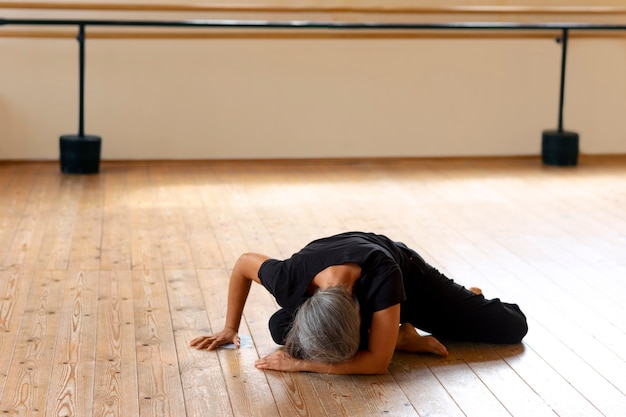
285, 286, 360, 363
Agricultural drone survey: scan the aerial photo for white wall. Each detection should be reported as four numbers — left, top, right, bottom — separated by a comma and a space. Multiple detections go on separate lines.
1, 4, 626, 160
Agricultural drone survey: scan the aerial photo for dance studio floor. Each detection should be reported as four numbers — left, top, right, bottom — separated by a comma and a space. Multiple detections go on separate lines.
0, 156, 624, 416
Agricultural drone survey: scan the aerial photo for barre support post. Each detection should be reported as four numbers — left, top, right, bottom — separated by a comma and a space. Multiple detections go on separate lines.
59, 23, 102, 174
542, 28, 579, 166
78, 23, 85, 137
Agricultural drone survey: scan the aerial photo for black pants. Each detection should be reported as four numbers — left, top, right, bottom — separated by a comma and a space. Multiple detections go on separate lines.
399, 250, 528, 344
269, 249, 528, 346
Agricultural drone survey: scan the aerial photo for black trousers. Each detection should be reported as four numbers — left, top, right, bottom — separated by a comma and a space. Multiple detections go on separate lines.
269, 249, 528, 346
399, 250, 528, 344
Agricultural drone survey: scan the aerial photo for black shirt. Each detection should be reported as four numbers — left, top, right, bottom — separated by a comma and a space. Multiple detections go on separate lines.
258, 232, 409, 346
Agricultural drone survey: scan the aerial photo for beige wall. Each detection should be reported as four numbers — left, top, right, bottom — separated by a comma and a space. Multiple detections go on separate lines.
1, 1, 626, 160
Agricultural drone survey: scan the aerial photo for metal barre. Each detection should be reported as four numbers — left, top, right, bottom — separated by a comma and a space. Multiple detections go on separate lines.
3, 18, 626, 30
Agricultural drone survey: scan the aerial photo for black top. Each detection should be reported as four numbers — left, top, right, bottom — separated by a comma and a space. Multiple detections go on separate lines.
258, 232, 409, 346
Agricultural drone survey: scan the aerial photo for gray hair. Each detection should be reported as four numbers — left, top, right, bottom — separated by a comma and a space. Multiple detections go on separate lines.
285, 286, 360, 363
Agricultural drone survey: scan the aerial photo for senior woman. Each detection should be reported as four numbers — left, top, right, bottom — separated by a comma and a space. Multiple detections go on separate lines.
190, 231, 528, 375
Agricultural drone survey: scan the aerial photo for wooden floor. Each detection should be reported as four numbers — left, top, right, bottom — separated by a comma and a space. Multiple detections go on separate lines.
0, 156, 625, 417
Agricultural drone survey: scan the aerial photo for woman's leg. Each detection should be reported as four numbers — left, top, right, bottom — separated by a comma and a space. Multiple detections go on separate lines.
401, 252, 528, 344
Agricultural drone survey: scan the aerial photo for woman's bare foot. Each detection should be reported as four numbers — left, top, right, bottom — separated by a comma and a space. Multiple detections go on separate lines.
395, 323, 448, 356
469, 287, 482, 295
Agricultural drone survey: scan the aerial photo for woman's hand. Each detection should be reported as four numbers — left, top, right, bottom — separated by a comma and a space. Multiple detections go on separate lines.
255, 350, 306, 372
191, 252, 269, 352
190, 327, 240, 351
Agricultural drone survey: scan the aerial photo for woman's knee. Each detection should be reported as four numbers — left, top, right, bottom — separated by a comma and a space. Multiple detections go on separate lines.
481, 302, 528, 344
458, 301, 529, 344
268, 309, 293, 345
499, 304, 528, 343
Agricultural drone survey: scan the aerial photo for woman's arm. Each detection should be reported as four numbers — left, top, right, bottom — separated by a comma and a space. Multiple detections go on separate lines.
190, 252, 269, 350
254, 304, 400, 375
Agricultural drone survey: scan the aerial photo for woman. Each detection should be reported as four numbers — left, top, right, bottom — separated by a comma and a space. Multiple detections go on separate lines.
190, 232, 528, 375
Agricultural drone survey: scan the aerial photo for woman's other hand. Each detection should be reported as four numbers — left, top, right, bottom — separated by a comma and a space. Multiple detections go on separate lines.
190, 327, 240, 351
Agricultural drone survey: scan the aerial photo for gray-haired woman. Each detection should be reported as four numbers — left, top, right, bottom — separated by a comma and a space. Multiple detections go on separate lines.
190, 232, 528, 375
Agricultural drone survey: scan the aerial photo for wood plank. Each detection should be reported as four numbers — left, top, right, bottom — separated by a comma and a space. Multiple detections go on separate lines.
195, 165, 249, 267
458, 343, 559, 417
92, 270, 139, 417
389, 353, 466, 417
0, 270, 33, 399
187, 166, 227, 269
304, 373, 377, 417
494, 343, 604, 417
0, 164, 32, 221
34, 175, 82, 272
44, 270, 99, 416
164, 269, 233, 417
132, 268, 186, 417
350, 373, 420, 417
67, 177, 105, 271
128, 165, 164, 272
0, 271, 66, 414
523, 319, 626, 417
196, 268, 279, 417
244, 283, 330, 417
148, 166, 196, 270
420, 350, 512, 417
0, 164, 23, 269
1, 164, 59, 272
100, 166, 133, 270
